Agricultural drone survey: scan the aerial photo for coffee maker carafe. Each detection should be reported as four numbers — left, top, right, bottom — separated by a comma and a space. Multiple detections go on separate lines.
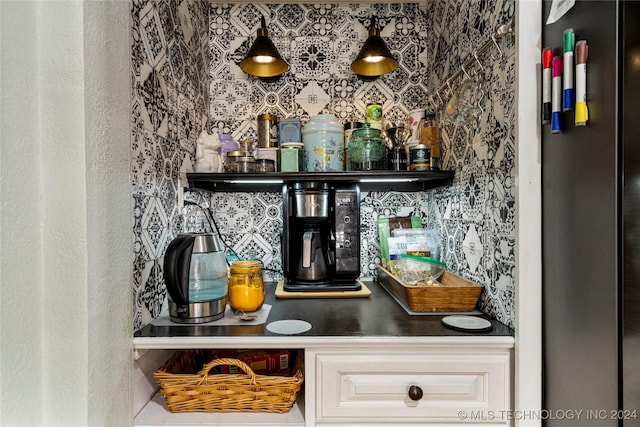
283, 182, 361, 292
297, 230, 329, 282
163, 232, 228, 323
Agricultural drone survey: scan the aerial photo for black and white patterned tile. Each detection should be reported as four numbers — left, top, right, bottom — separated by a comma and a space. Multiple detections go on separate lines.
208, 3, 434, 138
426, 0, 516, 327
131, 0, 210, 331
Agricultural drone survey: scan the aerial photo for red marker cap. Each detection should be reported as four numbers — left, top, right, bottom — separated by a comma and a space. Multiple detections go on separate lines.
543, 48, 553, 69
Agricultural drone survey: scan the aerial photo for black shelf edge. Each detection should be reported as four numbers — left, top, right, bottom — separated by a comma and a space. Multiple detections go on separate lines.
187, 170, 454, 193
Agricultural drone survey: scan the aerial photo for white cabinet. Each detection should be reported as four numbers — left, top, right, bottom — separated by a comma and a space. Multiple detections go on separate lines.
133, 341, 513, 427
310, 349, 511, 426
132, 282, 515, 427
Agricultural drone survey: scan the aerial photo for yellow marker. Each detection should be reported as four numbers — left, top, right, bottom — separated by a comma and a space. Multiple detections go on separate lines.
575, 40, 589, 126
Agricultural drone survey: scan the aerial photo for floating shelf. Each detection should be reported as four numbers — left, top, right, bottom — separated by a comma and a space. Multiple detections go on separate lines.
187, 170, 454, 193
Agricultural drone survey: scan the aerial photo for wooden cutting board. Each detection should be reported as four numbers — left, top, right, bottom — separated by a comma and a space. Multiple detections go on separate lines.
275, 280, 372, 299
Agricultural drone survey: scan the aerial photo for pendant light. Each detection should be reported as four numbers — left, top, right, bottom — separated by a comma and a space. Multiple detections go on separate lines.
240, 16, 289, 79
351, 17, 398, 78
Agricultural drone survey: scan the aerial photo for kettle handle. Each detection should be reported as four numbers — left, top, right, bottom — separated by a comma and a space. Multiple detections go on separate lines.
163, 234, 195, 317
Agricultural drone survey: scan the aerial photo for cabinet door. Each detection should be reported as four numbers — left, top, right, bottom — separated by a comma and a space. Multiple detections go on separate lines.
315, 351, 510, 424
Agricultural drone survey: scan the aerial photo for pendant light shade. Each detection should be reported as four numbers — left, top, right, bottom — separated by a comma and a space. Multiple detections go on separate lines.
351, 17, 398, 78
240, 16, 289, 78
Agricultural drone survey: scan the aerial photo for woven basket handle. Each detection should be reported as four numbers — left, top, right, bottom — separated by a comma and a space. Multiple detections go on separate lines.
198, 358, 257, 385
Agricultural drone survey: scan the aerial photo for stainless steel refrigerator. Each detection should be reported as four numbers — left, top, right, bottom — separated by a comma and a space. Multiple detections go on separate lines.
543, 1, 640, 425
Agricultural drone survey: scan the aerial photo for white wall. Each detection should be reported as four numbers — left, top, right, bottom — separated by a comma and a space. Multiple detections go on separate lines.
0, 1, 132, 425
514, 0, 542, 426
1, 2, 44, 423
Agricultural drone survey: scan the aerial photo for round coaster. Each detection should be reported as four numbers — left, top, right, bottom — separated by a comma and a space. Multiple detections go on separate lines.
441, 315, 493, 333
266, 319, 312, 335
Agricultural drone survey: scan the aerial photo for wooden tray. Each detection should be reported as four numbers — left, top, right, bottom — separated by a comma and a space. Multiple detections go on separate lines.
376, 265, 483, 313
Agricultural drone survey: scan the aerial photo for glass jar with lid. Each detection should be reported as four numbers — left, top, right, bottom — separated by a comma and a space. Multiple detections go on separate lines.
235, 156, 256, 173
237, 139, 257, 158
347, 122, 387, 171
255, 158, 275, 173
224, 150, 247, 172
228, 260, 264, 312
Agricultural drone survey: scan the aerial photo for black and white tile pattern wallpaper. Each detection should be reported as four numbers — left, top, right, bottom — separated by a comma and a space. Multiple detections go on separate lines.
131, 0, 516, 331
132, 0, 211, 328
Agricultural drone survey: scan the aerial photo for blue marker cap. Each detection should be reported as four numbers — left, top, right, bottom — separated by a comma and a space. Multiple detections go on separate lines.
563, 88, 575, 112
551, 111, 562, 134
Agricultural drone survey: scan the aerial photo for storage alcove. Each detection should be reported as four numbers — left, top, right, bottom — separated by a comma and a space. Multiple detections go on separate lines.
132, 0, 524, 424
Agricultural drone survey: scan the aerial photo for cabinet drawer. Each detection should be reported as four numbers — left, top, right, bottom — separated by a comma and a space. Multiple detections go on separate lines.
316, 351, 510, 423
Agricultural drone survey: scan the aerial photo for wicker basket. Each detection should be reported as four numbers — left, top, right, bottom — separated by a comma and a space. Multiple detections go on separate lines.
154, 350, 304, 413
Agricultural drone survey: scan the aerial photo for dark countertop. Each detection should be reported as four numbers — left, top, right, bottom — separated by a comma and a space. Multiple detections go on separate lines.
134, 280, 513, 343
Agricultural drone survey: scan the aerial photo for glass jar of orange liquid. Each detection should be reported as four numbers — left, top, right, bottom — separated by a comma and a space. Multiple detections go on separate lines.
228, 260, 264, 312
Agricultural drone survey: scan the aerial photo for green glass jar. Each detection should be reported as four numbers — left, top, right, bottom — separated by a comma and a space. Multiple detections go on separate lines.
347, 123, 386, 171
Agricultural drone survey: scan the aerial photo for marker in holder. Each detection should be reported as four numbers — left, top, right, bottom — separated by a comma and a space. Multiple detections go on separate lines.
563, 28, 575, 111
575, 40, 589, 126
542, 48, 553, 124
552, 56, 563, 134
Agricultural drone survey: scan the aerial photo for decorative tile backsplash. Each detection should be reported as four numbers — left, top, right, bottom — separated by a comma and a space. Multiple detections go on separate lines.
131, 0, 516, 331
131, 0, 211, 328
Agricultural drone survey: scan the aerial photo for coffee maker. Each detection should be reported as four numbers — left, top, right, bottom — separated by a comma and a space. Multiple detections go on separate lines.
282, 182, 361, 291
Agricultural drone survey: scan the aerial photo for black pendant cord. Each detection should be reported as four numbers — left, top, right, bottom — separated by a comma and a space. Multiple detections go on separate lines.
183, 200, 238, 264
203, 206, 239, 265
203, 204, 280, 274
183, 200, 281, 275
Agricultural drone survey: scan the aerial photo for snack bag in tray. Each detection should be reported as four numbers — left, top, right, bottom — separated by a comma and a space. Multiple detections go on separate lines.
378, 216, 422, 264
391, 228, 440, 261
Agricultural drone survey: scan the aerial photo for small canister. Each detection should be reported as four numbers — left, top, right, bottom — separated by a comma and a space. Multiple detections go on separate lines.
366, 102, 383, 130
255, 158, 275, 173
408, 144, 430, 171
224, 150, 247, 172
235, 156, 256, 173
257, 113, 279, 148
228, 260, 264, 312
279, 118, 302, 144
302, 114, 344, 172
278, 142, 304, 172
388, 146, 408, 171
257, 147, 278, 170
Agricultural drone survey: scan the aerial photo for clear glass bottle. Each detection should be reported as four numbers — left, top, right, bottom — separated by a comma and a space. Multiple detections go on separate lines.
418, 112, 441, 171
228, 260, 264, 312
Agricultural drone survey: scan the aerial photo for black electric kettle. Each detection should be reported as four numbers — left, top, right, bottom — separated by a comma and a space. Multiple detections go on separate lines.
163, 232, 228, 323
